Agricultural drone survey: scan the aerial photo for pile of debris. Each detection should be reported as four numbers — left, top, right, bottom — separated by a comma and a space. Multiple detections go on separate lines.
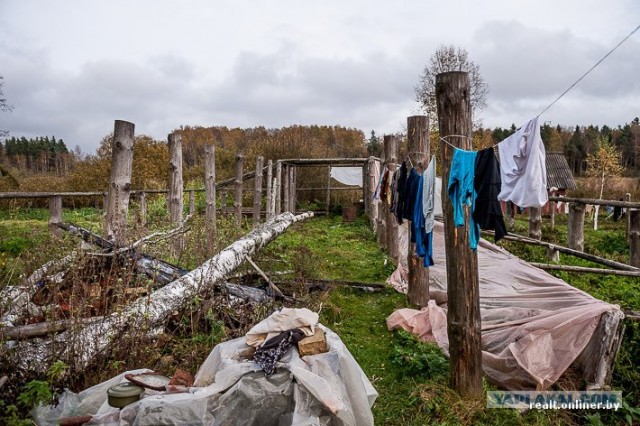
34, 308, 378, 425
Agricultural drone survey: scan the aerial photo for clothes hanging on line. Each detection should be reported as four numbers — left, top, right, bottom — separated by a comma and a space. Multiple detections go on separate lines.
473, 147, 507, 243
497, 117, 548, 208
412, 173, 434, 267
422, 155, 437, 234
448, 148, 480, 250
394, 161, 409, 224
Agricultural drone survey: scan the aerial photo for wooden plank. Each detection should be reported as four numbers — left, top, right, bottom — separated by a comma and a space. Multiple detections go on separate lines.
568, 202, 585, 252
168, 132, 184, 255
253, 156, 264, 226
204, 144, 216, 251
531, 263, 640, 277
630, 210, 640, 267
235, 154, 244, 226
547, 195, 640, 208
436, 71, 482, 398
265, 160, 273, 221
48, 195, 62, 239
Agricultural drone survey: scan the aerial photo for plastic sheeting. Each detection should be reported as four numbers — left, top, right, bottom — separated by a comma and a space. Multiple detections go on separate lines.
387, 221, 622, 390
330, 167, 363, 187
34, 326, 377, 426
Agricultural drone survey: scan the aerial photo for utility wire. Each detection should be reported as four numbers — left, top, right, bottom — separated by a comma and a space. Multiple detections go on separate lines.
537, 23, 640, 118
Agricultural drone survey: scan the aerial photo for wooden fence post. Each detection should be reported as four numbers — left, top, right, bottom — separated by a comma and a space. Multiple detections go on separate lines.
368, 156, 379, 228
626, 193, 632, 240
205, 144, 216, 250
325, 166, 331, 215
276, 161, 282, 215
139, 191, 147, 227
104, 120, 134, 246
436, 71, 482, 399
384, 135, 399, 262
168, 132, 184, 254
568, 202, 585, 252
189, 190, 195, 216
528, 207, 542, 240
290, 166, 297, 213
265, 160, 273, 221
235, 154, 244, 226
630, 210, 640, 267
283, 164, 290, 213
253, 156, 264, 226
407, 115, 430, 308
48, 196, 62, 238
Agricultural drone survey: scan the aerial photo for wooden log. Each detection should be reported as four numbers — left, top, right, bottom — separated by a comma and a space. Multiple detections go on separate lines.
235, 154, 244, 226
48, 195, 62, 239
530, 263, 640, 277
204, 144, 216, 251
384, 135, 399, 262
168, 132, 184, 255
276, 160, 282, 215
407, 115, 430, 308
104, 120, 134, 246
10, 212, 314, 373
367, 157, 378, 226
58, 223, 189, 284
139, 191, 147, 227
245, 256, 284, 298
546, 247, 560, 262
436, 71, 482, 399
253, 156, 264, 226
265, 160, 273, 221
630, 210, 640, 267
547, 195, 640, 208
297, 329, 328, 356
1, 317, 104, 340
484, 230, 640, 271
568, 202, 585, 252
528, 207, 542, 240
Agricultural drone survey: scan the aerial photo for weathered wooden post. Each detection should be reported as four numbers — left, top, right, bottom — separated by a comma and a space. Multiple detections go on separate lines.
384, 135, 399, 261
270, 177, 277, 220
368, 156, 379, 229
626, 193, 632, 240
204, 143, 216, 250
407, 115, 430, 307
253, 156, 264, 226
283, 164, 290, 213
550, 200, 556, 230
234, 154, 244, 225
139, 191, 147, 227
325, 166, 331, 215
168, 132, 184, 254
189, 190, 195, 216
48, 196, 62, 238
104, 120, 134, 246
363, 161, 370, 218
528, 207, 542, 240
436, 71, 482, 399
290, 166, 297, 213
568, 202, 585, 252
630, 210, 640, 267
265, 160, 273, 221
276, 161, 282, 215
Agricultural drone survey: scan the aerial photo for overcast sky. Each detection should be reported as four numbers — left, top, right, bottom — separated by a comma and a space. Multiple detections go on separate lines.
1, 1, 639, 154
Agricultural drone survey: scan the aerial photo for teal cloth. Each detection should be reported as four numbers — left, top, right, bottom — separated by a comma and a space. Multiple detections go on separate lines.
447, 148, 479, 250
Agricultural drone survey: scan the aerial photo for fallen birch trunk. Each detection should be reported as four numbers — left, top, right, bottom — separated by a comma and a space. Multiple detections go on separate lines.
8, 211, 314, 373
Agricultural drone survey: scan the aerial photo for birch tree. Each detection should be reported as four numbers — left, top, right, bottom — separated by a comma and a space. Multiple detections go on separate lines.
586, 138, 624, 229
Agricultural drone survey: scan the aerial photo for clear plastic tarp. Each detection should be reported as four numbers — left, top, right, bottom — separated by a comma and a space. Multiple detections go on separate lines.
387, 220, 623, 390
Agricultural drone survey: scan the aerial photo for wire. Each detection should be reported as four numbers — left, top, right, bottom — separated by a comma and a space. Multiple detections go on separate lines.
537, 23, 640, 118
438, 135, 473, 149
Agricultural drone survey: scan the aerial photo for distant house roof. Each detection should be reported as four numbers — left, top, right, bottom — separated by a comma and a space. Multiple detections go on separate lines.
546, 153, 576, 190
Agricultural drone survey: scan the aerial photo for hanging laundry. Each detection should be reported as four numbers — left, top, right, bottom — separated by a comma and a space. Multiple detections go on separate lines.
379, 168, 390, 202
373, 167, 385, 200
497, 117, 548, 208
473, 148, 507, 242
394, 162, 409, 224
422, 155, 437, 234
402, 168, 421, 226
412, 173, 434, 267
390, 168, 398, 211
448, 148, 480, 250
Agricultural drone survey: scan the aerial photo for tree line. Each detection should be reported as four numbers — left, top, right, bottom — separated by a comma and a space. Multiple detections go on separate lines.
1, 136, 73, 175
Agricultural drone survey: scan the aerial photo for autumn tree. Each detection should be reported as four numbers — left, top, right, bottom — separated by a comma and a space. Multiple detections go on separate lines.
586, 137, 624, 229
414, 45, 489, 130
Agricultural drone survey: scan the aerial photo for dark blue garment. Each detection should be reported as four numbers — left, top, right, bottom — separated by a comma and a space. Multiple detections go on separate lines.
412, 174, 434, 267
404, 169, 421, 240
394, 161, 408, 224
447, 148, 480, 250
